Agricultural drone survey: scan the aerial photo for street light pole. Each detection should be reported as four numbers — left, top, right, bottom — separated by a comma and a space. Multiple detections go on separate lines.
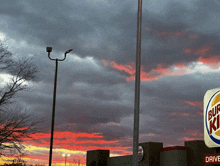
62, 154, 70, 166
47, 47, 73, 166
48, 58, 58, 166
132, 0, 142, 166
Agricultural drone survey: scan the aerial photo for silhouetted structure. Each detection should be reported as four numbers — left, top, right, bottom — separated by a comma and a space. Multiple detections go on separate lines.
86, 140, 216, 166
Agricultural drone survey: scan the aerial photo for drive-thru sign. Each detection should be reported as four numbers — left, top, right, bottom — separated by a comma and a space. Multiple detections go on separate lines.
204, 154, 220, 164
204, 88, 220, 148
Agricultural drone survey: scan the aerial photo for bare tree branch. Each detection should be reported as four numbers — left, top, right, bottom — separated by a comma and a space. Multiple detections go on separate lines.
0, 40, 41, 158
0, 42, 13, 71
0, 51, 38, 106
0, 110, 41, 157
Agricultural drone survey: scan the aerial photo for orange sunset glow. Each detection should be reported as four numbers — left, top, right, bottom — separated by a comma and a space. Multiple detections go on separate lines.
0, 130, 132, 166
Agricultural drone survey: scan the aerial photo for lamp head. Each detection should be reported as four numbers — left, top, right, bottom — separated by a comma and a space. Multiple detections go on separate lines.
65, 49, 73, 54
62, 154, 65, 157
67, 154, 70, 157
46, 47, 52, 53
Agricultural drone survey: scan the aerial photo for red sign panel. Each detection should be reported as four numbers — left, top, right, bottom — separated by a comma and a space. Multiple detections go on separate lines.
204, 154, 220, 164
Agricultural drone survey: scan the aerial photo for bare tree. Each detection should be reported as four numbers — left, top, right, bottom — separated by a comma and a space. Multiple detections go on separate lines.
0, 40, 40, 158
0, 50, 38, 106
0, 109, 39, 157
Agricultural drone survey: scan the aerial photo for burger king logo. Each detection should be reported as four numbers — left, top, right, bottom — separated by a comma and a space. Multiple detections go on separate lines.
204, 88, 220, 147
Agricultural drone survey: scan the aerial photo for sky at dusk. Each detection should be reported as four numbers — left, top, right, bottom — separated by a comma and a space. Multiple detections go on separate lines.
1, 0, 220, 165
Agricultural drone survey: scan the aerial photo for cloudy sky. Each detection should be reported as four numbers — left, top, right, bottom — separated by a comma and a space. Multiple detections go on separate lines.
1, 0, 220, 165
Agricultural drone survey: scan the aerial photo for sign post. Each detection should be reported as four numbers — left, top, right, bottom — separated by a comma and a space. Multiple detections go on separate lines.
216, 147, 220, 166
132, 0, 142, 166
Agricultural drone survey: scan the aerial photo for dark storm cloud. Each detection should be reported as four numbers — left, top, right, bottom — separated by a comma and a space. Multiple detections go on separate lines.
141, 72, 220, 101
137, 71, 220, 145
55, 92, 132, 125
190, 0, 220, 34
18, 72, 133, 131
57, 57, 127, 86
2, 0, 220, 154
139, 0, 220, 73
98, 123, 133, 141
3, 0, 220, 72
0, 0, 137, 59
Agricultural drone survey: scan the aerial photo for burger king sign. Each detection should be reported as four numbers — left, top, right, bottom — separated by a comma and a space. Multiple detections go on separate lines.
204, 88, 220, 148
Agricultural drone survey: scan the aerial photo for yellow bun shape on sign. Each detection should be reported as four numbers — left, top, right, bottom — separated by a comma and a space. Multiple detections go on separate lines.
215, 130, 220, 136
211, 93, 220, 107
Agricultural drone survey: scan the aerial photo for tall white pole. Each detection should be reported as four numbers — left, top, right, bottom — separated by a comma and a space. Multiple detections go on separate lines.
132, 0, 142, 166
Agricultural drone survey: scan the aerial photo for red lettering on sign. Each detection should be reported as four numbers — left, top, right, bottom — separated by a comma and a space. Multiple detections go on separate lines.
209, 110, 212, 121
218, 104, 220, 114
210, 117, 216, 135
218, 114, 220, 129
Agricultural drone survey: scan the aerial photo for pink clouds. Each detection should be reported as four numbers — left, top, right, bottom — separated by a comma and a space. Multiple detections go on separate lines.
184, 45, 212, 56
101, 60, 173, 81
145, 26, 199, 40
171, 112, 196, 117
101, 60, 194, 81
184, 44, 220, 69
184, 101, 203, 110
